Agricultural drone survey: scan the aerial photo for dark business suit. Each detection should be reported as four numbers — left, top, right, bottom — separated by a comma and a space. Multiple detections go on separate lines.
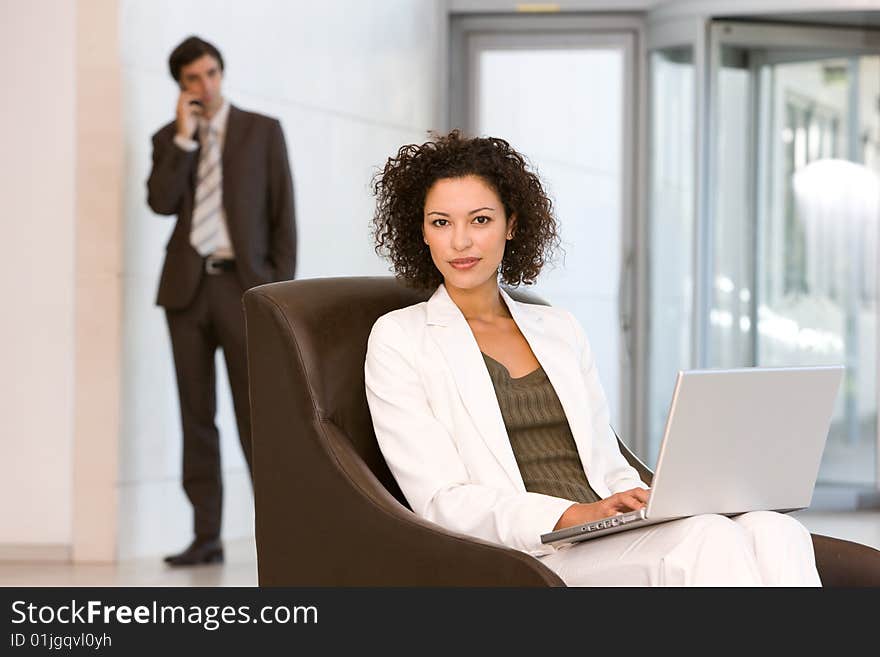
147, 104, 296, 541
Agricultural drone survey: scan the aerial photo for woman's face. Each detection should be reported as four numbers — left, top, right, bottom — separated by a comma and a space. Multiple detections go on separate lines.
422, 175, 514, 292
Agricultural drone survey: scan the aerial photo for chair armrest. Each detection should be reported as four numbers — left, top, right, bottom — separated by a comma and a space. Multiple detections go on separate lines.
308, 420, 565, 587
812, 533, 880, 587
612, 428, 654, 486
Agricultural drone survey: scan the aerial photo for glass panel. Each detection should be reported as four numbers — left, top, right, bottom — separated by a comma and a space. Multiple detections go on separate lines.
756, 56, 879, 487
647, 47, 695, 465
477, 47, 625, 428
708, 47, 754, 369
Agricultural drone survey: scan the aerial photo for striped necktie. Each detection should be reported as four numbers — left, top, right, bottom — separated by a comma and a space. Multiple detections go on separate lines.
190, 123, 223, 256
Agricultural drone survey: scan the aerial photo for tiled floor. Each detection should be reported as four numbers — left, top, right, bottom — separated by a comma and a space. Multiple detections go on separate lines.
0, 509, 877, 587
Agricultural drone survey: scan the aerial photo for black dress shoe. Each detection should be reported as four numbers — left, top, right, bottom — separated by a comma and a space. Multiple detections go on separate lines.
164, 538, 224, 566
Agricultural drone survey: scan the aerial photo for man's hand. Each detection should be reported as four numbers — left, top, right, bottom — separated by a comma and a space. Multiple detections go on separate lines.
175, 91, 203, 139
553, 487, 650, 531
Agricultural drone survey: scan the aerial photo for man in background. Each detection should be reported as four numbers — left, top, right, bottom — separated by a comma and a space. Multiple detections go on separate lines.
147, 35, 296, 566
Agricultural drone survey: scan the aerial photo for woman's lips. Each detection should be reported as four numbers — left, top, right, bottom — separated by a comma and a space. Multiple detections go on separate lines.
449, 258, 480, 270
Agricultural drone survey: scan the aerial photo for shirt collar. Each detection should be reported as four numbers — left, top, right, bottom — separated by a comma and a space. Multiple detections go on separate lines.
200, 99, 230, 137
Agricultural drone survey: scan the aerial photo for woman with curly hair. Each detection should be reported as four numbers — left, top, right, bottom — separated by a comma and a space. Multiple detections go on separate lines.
364, 130, 820, 586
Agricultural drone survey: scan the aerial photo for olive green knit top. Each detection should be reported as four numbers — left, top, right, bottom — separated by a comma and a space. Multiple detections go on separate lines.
481, 352, 601, 504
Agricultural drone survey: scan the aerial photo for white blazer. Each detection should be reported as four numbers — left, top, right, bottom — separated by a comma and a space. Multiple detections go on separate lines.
364, 284, 647, 557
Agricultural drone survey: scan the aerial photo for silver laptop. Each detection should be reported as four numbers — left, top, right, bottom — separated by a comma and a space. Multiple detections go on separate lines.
540, 365, 844, 547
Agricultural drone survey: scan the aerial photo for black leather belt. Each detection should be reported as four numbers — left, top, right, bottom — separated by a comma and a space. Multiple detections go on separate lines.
204, 256, 236, 274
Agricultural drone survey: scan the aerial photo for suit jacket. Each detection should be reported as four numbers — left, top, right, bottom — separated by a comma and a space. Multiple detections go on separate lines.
364, 284, 647, 557
146, 105, 297, 309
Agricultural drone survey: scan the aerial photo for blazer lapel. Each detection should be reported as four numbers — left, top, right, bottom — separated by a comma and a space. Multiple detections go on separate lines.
426, 285, 525, 490
427, 284, 598, 492
221, 104, 245, 170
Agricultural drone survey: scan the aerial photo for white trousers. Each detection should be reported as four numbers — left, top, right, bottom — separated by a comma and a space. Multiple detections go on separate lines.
538, 511, 821, 586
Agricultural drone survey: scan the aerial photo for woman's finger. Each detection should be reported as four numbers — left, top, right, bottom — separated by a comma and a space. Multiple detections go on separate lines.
629, 487, 650, 504
617, 493, 646, 510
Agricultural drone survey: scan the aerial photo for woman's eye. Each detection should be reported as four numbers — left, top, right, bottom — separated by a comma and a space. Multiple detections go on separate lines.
432, 219, 448, 227
473, 216, 490, 224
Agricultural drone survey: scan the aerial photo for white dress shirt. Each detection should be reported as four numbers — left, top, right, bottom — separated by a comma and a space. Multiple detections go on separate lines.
173, 99, 234, 259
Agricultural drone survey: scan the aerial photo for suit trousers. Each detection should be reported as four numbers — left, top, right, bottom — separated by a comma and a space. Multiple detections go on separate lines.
538, 511, 821, 586
165, 269, 253, 540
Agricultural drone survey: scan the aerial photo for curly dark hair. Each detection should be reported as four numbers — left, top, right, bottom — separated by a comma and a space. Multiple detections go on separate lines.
371, 130, 559, 289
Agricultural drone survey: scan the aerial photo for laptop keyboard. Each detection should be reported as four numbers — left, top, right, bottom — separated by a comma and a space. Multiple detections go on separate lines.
583, 509, 645, 533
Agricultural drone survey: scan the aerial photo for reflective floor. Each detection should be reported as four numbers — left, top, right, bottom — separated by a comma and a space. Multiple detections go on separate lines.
0, 509, 878, 587
0, 537, 258, 587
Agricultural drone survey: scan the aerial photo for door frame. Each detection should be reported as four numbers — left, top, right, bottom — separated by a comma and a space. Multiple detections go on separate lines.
448, 13, 648, 456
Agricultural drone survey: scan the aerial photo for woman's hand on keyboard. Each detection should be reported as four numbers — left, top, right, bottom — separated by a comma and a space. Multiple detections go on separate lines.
553, 487, 650, 531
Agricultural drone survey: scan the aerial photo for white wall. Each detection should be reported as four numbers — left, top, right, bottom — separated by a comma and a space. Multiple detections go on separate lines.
0, 0, 76, 549
118, 0, 443, 558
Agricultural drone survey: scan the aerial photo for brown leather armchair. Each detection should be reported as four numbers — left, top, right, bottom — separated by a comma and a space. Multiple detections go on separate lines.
244, 276, 880, 586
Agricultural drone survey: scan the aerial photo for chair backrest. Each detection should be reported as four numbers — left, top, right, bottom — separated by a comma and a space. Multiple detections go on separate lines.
243, 276, 648, 585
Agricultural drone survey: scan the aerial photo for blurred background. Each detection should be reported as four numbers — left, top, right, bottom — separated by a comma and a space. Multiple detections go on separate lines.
1, 0, 878, 577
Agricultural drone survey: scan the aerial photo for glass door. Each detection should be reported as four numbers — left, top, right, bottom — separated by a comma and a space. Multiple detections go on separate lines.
707, 21, 880, 491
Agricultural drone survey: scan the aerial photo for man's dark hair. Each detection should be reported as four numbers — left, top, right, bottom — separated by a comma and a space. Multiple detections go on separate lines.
168, 36, 224, 82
